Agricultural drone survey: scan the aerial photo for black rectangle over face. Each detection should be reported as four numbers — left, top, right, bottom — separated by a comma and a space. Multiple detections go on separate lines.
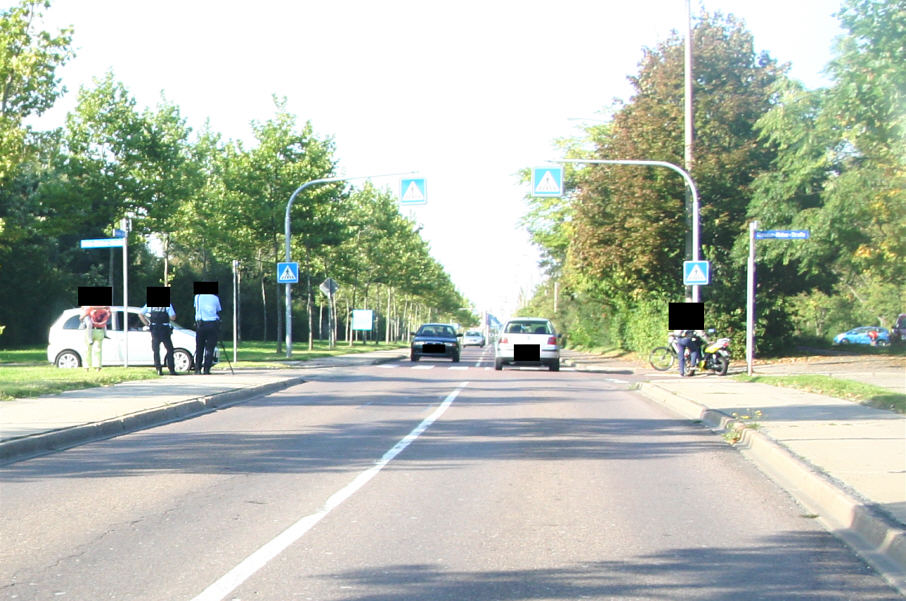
668, 302, 704, 330
146, 286, 170, 307
78, 286, 113, 306
194, 281, 218, 295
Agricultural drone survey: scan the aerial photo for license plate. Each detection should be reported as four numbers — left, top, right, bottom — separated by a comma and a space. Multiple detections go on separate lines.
514, 344, 540, 361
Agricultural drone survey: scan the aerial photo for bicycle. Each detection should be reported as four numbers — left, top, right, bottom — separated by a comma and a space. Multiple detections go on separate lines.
649, 333, 679, 371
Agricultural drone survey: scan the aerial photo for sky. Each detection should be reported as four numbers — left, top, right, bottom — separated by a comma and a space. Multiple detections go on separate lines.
33, 0, 843, 320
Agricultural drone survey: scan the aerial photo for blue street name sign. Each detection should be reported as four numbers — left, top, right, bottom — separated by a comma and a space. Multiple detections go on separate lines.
531, 167, 563, 197
277, 261, 299, 284
755, 230, 810, 240
683, 260, 710, 286
80, 238, 125, 249
400, 178, 427, 205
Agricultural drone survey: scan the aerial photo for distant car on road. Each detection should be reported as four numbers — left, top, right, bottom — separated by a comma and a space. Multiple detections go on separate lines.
495, 317, 561, 371
832, 326, 890, 347
410, 323, 461, 362
461, 330, 485, 347
47, 306, 204, 371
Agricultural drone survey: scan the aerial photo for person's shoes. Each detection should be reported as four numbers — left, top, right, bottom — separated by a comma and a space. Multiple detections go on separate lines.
168, 371, 178, 376
194, 370, 201, 375
157, 368, 163, 376
203, 370, 211, 375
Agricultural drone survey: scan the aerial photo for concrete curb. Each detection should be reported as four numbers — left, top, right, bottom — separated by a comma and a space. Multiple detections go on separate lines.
0, 376, 308, 465
637, 381, 906, 596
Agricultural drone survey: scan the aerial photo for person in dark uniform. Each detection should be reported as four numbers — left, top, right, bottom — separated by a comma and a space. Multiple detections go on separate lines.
193, 283, 221, 375
140, 302, 178, 375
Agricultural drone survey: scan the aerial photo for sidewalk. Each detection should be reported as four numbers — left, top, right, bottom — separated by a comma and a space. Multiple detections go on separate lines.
562, 349, 906, 595
0, 349, 408, 464
1, 347, 904, 593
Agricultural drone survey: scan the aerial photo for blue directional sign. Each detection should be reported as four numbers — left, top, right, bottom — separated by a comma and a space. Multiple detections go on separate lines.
400, 178, 427, 205
531, 167, 563, 197
80, 238, 125, 249
755, 230, 810, 240
277, 261, 299, 284
683, 260, 710, 286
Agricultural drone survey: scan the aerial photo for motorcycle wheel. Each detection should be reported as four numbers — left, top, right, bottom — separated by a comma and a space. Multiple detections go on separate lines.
716, 355, 729, 376
649, 346, 675, 371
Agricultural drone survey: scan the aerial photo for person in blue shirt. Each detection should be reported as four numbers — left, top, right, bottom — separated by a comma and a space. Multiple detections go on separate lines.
193, 292, 222, 374
139, 304, 177, 375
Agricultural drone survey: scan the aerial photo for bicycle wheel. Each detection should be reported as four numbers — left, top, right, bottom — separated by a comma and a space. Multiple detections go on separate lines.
649, 346, 675, 371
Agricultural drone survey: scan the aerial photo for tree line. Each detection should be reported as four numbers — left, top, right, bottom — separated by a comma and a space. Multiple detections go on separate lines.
0, 0, 471, 349
521, 0, 905, 354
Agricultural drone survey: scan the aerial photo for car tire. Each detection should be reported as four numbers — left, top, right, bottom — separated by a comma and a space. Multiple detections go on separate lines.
54, 350, 82, 369
172, 348, 194, 372
549, 359, 560, 372
410, 352, 420, 362
494, 358, 503, 371
453, 352, 460, 363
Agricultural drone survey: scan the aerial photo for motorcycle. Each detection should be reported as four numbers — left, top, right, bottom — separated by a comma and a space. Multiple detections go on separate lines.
692, 330, 731, 376
649, 329, 731, 375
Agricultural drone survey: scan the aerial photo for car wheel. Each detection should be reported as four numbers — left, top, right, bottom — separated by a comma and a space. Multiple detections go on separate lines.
840, 339, 850, 344
452, 352, 460, 363
410, 352, 419, 362
172, 349, 194, 372
495, 358, 503, 371
549, 359, 560, 372
54, 350, 82, 369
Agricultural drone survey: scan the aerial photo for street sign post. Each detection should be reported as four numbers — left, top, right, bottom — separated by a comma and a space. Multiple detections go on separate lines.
80, 238, 125, 249
746, 223, 810, 374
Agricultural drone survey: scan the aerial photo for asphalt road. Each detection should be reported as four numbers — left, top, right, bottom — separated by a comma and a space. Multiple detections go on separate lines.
0, 346, 901, 600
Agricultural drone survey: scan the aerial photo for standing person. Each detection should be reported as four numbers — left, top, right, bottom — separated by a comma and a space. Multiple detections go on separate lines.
81, 305, 110, 372
674, 329, 700, 377
193, 284, 221, 375
139, 302, 177, 375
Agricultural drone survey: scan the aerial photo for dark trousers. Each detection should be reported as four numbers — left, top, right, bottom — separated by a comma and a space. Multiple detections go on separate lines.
195, 320, 219, 373
151, 326, 175, 373
676, 336, 700, 376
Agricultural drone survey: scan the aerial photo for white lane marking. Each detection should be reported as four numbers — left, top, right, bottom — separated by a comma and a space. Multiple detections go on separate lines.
189, 382, 470, 601
449, 366, 468, 370
412, 365, 435, 370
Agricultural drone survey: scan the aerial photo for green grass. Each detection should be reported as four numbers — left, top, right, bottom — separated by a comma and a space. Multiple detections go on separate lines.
733, 374, 906, 415
0, 340, 408, 400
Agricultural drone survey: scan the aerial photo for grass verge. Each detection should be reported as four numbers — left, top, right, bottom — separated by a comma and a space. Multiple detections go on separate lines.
733, 374, 906, 415
0, 341, 408, 400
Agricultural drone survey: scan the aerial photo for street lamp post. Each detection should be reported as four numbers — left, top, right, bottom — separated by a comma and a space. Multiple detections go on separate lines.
283, 171, 417, 358
552, 158, 702, 302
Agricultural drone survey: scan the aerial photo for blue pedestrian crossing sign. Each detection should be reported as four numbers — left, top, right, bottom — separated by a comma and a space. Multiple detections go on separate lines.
277, 261, 299, 284
400, 178, 427, 206
531, 167, 563, 197
683, 261, 710, 286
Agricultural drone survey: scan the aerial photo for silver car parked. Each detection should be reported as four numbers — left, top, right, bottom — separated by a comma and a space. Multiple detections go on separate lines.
494, 317, 561, 371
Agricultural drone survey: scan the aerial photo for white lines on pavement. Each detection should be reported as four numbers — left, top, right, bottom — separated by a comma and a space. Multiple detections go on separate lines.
189, 382, 470, 601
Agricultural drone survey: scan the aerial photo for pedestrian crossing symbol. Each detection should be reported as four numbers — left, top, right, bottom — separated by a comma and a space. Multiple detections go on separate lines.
683, 260, 710, 286
277, 261, 299, 284
531, 167, 563, 197
400, 178, 427, 206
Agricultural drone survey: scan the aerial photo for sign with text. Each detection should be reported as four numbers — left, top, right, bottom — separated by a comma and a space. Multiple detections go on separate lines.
351, 309, 373, 331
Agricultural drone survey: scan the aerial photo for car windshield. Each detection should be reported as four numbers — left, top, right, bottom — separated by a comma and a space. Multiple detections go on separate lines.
418, 325, 456, 337
505, 321, 552, 335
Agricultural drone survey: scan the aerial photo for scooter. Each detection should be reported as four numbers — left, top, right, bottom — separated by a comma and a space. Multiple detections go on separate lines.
691, 330, 731, 376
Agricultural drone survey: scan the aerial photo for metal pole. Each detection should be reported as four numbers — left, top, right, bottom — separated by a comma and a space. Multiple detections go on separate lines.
553, 158, 701, 301
284, 171, 418, 358
233, 260, 239, 364
746, 221, 757, 376
121, 218, 129, 368
684, 0, 695, 299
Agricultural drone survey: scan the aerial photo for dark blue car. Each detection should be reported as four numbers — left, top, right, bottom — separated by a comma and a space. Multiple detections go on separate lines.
410, 323, 461, 362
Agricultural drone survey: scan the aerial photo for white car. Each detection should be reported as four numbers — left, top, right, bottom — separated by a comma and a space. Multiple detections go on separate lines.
495, 318, 561, 371
47, 306, 204, 372
461, 330, 485, 347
